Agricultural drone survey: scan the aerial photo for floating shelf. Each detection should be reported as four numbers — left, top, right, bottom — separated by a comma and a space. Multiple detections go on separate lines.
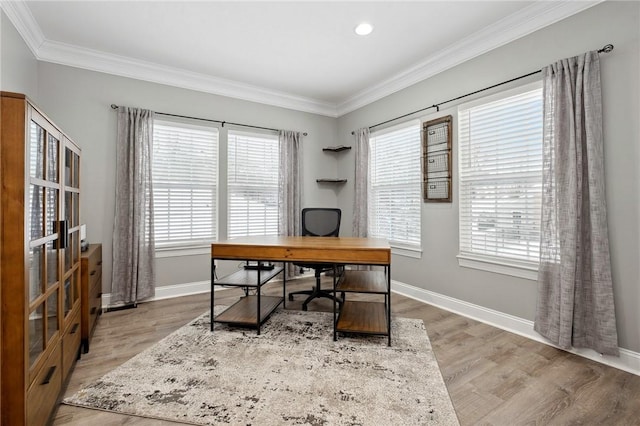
322, 145, 352, 152
316, 178, 347, 184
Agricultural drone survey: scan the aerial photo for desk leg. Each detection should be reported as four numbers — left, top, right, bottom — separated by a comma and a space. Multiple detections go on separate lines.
282, 263, 287, 309
387, 264, 391, 347
211, 258, 216, 332
332, 265, 337, 341
257, 263, 262, 335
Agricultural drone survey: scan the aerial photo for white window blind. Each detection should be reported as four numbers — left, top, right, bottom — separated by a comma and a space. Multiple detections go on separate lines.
458, 82, 543, 266
369, 120, 422, 250
227, 130, 279, 238
152, 120, 218, 249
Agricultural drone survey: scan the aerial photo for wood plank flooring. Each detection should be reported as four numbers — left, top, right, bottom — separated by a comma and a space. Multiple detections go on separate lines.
53, 278, 640, 425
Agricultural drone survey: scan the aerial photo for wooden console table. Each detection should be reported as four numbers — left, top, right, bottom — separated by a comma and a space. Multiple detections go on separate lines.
211, 236, 392, 345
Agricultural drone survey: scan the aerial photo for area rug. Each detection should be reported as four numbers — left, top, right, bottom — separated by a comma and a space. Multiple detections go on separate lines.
63, 307, 459, 425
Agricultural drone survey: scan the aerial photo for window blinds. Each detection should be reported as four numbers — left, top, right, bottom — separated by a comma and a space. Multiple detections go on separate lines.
152, 120, 218, 248
227, 130, 279, 238
458, 84, 543, 264
369, 121, 422, 249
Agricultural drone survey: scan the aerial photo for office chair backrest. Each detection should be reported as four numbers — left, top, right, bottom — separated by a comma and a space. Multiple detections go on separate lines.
302, 208, 341, 237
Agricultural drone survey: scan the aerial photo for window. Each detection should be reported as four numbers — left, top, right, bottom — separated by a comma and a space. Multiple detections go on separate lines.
227, 130, 279, 237
458, 82, 543, 276
152, 120, 218, 249
369, 120, 422, 252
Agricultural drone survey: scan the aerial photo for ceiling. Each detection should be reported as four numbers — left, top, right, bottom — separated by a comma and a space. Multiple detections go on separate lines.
3, 1, 599, 116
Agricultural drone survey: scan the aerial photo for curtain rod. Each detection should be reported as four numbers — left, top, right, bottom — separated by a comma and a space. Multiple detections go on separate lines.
110, 105, 307, 136
352, 43, 614, 134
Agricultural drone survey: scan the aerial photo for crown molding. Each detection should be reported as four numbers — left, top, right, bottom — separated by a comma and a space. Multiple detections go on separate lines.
36, 39, 339, 117
335, 0, 603, 116
3, 0, 601, 118
0, 0, 45, 55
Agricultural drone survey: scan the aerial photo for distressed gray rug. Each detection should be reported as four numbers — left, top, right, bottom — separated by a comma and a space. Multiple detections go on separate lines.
63, 307, 459, 425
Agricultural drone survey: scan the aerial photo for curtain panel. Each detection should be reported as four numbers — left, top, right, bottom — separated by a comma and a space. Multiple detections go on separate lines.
278, 130, 302, 277
352, 127, 370, 238
111, 107, 156, 305
534, 51, 619, 356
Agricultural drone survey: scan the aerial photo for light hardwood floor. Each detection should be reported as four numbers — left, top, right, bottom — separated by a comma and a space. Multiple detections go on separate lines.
53, 278, 640, 425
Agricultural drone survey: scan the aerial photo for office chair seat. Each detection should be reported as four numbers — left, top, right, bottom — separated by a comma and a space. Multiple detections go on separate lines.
289, 208, 344, 311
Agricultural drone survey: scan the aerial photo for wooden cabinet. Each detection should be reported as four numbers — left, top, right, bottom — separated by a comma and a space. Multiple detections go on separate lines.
81, 244, 102, 352
1, 92, 82, 425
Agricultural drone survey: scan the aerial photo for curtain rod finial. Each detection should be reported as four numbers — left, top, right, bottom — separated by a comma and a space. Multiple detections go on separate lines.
111, 104, 118, 109
599, 44, 614, 53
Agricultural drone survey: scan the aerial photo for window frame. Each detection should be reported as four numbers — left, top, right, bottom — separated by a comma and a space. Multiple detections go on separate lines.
226, 128, 280, 239
456, 81, 543, 280
368, 119, 422, 256
151, 118, 219, 256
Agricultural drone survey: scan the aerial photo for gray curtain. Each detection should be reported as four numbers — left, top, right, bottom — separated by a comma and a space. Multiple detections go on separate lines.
352, 127, 370, 238
534, 51, 619, 356
111, 107, 156, 305
278, 130, 301, 277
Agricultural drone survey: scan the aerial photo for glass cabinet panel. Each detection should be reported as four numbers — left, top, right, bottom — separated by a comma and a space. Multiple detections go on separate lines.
64, 277, 72, 316
46, 134, 59, 182
46, 241, 58, 289
29, 121, 45, 179
65, 148, 73, 187
46, 291, 58, 343
29, 245, 44, 303
71, 230, 80, 264
45, 188, 58, 236
65, 191, 72, 225
64, 242, 71, 272
73, 152, 80, 187
29, 304, 44, 368
73, 193, 80, 227
29, 185, 44, 240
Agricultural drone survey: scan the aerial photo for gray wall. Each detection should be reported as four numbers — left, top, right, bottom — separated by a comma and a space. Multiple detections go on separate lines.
337, 1, 640, 352
33, 62, 339, 292
0, 10, 38, 97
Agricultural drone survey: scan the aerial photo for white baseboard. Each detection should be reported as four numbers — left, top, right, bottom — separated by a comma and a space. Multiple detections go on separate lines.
391, 280, 640, 377
102, 280, 212, 308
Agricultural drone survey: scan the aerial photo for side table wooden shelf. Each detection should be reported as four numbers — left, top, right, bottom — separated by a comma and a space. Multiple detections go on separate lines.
210, 265, 285, 335
334, 270, 391, 344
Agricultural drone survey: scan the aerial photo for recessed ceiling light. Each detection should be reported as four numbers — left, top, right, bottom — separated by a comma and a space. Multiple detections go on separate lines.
355, 23, 373, 36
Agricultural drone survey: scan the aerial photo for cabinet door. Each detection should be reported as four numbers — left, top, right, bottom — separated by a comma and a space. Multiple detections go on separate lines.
62, 141, 82, 321
27, 112, 63, 380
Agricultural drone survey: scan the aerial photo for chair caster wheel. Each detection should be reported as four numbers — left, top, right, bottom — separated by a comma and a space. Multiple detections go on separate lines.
302, 304, 308, 311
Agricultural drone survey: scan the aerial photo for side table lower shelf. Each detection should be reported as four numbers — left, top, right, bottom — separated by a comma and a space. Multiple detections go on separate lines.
214, 295, 283, 330
336, 300, 388, 335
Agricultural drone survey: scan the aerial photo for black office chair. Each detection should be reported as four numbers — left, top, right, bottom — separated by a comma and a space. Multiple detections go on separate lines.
288, 208, 343, 311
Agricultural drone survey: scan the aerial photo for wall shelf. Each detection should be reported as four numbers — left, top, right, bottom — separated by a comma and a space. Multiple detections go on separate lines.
316, 178, 347, 184
318, 145, 350, 185
322, 145, 352, 152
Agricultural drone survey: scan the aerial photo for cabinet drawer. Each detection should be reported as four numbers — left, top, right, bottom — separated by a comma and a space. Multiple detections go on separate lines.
86, 244, 102, 272
62, 308, 81, 381
89, 266, 102, 289
27, 344, 62, 426
89, 280, 102, 331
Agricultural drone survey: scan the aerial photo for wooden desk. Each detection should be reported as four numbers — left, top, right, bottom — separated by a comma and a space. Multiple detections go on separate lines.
211, 236, 392, 344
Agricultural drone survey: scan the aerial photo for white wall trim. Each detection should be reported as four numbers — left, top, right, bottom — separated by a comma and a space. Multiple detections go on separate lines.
391, 280, 640, 377
2, 0, 601, 118
102, 280, 213, 308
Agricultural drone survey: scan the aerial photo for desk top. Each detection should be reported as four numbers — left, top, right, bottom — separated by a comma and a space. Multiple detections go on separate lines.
211, 236, 390, 265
